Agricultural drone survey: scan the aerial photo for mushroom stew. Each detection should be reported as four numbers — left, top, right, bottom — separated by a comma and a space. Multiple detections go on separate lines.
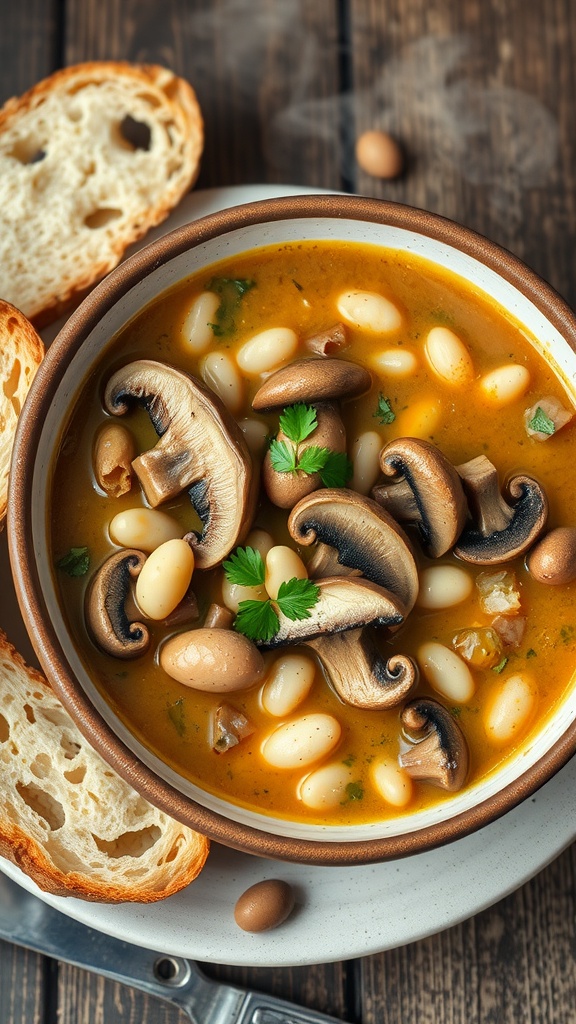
50, 240, 576, 825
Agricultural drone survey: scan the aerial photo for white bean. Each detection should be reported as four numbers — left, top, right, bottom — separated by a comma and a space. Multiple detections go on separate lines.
395, 396, 441, 439
479, 364, 531, 406
484, 673, 535, 745
246, 529, 275, 559
372, 759, 414, 808
238, 418, 269, 457
261, 654, 316, 716
336, 290, 402, 333
417, 565, 473, 609
299, 763, 351, 810
371, 347, 418, 377
418, 641, 475, 703
265, 545, 308, 600
236, 328, 298, 374
200, 351, 244, 414
181, 291, 220, 353
425, 326, 474, 387
109, 507, 182, 552
261, 713, 341, 769
136, 539, 194, 620
221, 576, 267, 613
350, 431, 382, 495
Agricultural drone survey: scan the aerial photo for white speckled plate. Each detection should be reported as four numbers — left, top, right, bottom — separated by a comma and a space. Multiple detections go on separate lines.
1, 185, 575, 967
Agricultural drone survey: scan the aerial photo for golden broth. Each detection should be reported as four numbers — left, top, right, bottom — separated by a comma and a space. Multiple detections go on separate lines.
50, 240, 576, 825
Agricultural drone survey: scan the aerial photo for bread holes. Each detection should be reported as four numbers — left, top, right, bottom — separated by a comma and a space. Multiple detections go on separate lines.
119, 113, 152, 151
84, 208, 123, 229
92, 825, 162, 858
0, 713, 9, 741
60, 734, 81, 759
63, 764, 87, 785
23, 701, 35, 723
9, 138, 46, 164
30, 753, 52, 779
16, 782, 65, 831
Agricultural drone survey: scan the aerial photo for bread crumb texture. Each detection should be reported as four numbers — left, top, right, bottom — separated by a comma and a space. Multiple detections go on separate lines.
0, 301, 44, 522
0, 62, 204, 323
0, 631, 209, 902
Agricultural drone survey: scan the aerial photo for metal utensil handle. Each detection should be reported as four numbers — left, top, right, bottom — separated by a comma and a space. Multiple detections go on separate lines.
0, 873, 343, 1024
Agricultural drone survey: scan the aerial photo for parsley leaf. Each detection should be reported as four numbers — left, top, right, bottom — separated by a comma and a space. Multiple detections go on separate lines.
527, 406, 556, 435
205, 276, 255, 337
168, 699, 186, 736
269, 439, 298, 474
297, 445, 331, 475
235, 599, 280, 643
56, 546, 90, 577
223, 546, 265, 587
320, 450, 353, 488
275, 577, 320, 620
492, 656, 508, 674
279, 402, 318, 444
344, 781, 364, 802
374, 393, 395, 425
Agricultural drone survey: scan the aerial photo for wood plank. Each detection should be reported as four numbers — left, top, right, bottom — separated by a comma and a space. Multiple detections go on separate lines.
347, 0, 576, 306
56, 964, 189, 1024
358, 845, 576, 1024
0, 940, 47, 1024
0, 0, 60, 101
63, 0, 344, 189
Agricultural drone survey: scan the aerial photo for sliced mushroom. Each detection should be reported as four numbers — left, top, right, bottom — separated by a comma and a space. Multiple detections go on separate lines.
204, 602, 235, 629
308, 628, 418, 710
288, 488, 419, 613
104, 360, 257, 568
373, 438, 468, 558
259, 576, 416, 710
252, 357, 371, 412
262, 402, 346, 509
85, 549, 149, 659
305, 322, 349, 356
399, 698, 469, 791
455, 455, 548, 564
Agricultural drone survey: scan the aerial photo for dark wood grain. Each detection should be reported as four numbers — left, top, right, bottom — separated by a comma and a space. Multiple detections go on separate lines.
1, 0, 576, 1022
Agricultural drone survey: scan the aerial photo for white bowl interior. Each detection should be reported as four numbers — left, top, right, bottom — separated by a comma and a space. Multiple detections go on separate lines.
31, 213, 576, 842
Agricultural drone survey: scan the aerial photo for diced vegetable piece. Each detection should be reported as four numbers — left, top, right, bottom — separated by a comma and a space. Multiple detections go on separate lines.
452, 627, 503, 669
524, 396, 573, 440
211, 704, 255, 753
476, 570, 521, 615
491, 614, 527, 649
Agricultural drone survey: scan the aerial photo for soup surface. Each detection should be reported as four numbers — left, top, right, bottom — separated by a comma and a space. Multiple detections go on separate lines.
50, 240, 576, 826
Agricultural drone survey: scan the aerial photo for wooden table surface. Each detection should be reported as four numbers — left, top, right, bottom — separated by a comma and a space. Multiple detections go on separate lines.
1, 1, 576, 1021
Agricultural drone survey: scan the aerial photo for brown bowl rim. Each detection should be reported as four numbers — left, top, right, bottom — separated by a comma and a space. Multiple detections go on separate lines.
8, 193, 576, 866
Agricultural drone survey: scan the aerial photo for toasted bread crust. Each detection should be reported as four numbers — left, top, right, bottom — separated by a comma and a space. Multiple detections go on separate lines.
0, 62, 204, 325
0, 301, 44, 523
0, 631, 209, 902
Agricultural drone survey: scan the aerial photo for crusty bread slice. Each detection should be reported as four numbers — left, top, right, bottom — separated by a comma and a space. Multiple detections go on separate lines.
0, 62, 203, 325
0, 632, 209, 902
0, 300, 44, 524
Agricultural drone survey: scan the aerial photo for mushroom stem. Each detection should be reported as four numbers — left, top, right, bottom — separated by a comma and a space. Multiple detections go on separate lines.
307, 541, 361, 580
307, 628, 418, 710
399, 698, 469, 791
455, 455, 548, 564
85, 550, 149, 659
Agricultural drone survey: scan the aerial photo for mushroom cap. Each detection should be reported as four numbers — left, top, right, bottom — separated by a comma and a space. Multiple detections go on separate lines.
104, 360, 257, 569
252, 357, 372, 412
288, 488, 419, 613
399, 698, 469, 791
455, 456, 548, 564
374, 437, 468, 558
258, 576, 406, 649
308, 628, 418, 710
85, 549, 149, 659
